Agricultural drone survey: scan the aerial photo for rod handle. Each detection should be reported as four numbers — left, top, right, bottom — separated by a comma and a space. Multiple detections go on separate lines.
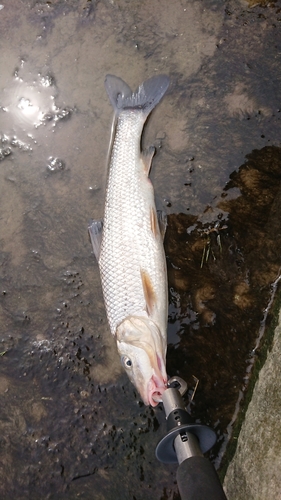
176, 456, 227, 500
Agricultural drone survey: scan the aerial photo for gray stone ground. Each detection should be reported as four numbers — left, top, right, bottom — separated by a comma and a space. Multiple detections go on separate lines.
224, 310, 281, 500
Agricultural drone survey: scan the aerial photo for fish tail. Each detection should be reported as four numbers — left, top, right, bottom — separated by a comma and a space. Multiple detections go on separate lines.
104, 74, 170, 119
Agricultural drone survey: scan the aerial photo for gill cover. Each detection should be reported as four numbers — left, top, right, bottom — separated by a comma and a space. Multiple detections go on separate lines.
116, 315, 167, 406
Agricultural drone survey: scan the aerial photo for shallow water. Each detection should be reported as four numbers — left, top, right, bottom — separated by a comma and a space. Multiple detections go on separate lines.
1, 0, 281, 498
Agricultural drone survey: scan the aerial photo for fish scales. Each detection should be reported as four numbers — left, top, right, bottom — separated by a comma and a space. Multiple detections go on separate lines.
99, 111, 167, 336
89, 74, 170, 406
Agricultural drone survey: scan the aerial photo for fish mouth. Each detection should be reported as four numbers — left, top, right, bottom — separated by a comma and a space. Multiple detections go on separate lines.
147, 373, 167, 407
116, 316, 167, 406
145, 349, 167, 406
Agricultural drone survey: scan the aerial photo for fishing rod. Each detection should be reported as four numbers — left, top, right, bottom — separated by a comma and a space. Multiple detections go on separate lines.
156, 376, 227, 500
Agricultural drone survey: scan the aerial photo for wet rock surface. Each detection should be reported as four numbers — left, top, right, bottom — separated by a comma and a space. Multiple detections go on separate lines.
1, 0, 281, 498
224, 309, 281, 499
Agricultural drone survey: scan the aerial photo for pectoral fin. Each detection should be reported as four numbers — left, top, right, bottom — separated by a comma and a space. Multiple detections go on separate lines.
150, 207, 158, 238
141, 268, 156, 317
88, 219, 103, 261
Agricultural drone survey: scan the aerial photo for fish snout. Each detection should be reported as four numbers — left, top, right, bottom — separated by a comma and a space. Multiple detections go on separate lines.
147, 374, 167, 407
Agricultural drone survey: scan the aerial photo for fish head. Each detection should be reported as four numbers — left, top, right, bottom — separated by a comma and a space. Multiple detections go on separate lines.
116, 315, 167, 407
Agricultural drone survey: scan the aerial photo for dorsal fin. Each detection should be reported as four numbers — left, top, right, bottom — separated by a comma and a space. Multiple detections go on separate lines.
88, 219, 103, 261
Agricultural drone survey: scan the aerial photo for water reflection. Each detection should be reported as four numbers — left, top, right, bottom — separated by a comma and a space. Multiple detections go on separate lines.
3, 66, 55, 131
166, 145, 281, 465
0, 60, 75, 175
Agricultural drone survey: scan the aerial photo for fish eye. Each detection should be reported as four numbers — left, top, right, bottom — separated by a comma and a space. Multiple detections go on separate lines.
122, 355, 132, 369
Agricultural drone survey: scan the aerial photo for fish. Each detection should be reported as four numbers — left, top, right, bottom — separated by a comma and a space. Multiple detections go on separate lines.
89, 74, 170, 406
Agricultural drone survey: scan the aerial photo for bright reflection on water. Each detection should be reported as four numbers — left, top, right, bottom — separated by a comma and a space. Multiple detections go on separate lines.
3, 68, 55, 131
1, 59, 76, 179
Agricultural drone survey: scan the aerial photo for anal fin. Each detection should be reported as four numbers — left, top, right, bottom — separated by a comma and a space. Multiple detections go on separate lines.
142, 146, 155, 175
88, 219, 103, 261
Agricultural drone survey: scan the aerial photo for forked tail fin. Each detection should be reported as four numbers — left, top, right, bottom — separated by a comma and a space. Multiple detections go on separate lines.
104, 74, 170, 119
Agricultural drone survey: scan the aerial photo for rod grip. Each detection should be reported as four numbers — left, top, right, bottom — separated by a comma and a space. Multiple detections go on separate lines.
176, 456, 227, 500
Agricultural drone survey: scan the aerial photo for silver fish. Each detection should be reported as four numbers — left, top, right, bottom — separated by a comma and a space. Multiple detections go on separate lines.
89, 74, 169, 406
